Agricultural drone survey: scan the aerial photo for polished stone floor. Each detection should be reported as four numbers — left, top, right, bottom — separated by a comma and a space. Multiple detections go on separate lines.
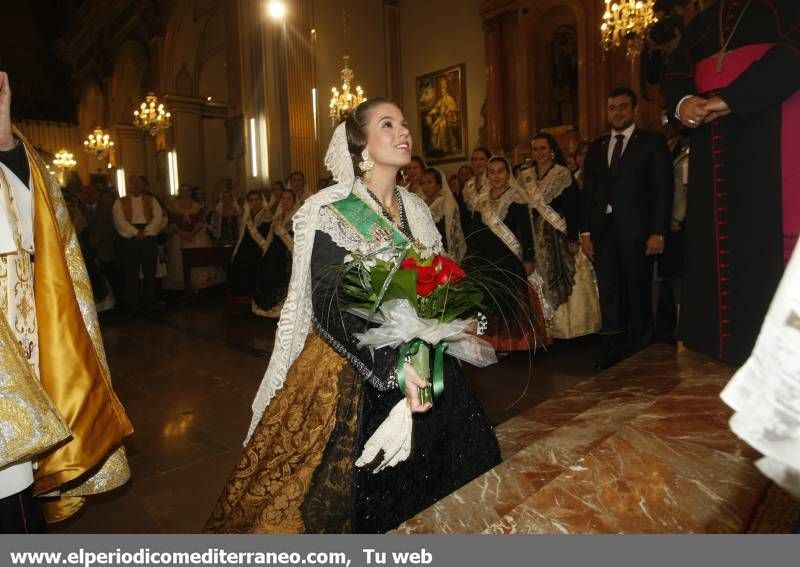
394, 345, 800, 534
52, 298, 597, 533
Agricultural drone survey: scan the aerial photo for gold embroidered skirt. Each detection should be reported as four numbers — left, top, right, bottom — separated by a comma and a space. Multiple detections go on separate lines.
205, 333, 359, 533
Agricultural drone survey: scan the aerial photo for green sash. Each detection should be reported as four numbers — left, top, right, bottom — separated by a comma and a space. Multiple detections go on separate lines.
330, 193, 408, 247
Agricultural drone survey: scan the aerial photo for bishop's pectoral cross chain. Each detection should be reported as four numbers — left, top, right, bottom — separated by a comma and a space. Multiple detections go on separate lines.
716, 0, 753, 73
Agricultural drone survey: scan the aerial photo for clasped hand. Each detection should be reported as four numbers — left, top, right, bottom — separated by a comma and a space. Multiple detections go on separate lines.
679, 95, 730, 128
402, 362, 432, 414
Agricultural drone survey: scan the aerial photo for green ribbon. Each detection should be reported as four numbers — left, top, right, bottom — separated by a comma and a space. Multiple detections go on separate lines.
396, 339, 447, 406
330, 193, 408, 247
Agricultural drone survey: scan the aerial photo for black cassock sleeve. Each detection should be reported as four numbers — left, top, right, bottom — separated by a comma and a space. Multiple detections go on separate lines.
721, 6, 800, 120
310, 230, 399, 391
0, 142, 30, 184
647, 132, 674, 237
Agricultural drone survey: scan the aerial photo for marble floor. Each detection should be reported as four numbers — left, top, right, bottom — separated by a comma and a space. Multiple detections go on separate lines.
50, 297, 799, 533
394, 345, 800, 534
51, 298, 595, 533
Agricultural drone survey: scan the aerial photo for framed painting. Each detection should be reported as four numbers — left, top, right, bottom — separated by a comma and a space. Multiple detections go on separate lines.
415, 64, 467, 164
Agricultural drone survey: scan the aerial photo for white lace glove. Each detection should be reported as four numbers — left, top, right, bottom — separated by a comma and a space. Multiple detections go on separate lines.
355, 399, 413, 473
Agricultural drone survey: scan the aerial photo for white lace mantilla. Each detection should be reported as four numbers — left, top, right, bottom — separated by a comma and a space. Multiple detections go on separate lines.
721, 243, 800, 497
462, 172, 487, 213
427, 193, 466, 262
517, 165, 569, 235
246, 179, 443, 442
232, 204, 271, 257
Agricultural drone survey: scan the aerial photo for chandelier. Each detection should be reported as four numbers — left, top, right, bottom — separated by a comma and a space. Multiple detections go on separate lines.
133, 92, 172, 135
83, 127, 114, 160
329, 55, 365, 125
53, 149, 77, 170
600, 0, 658, 60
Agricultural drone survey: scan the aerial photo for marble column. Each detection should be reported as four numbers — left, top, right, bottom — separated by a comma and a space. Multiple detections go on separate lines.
383, 0, 403, 108
163, 94, 205, 192
115, 124, 159, 196
284, 0, 318, 191
514, 7, 532, 155
484, 16, 505, 154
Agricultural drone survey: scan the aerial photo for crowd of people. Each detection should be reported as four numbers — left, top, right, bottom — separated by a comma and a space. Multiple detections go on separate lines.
61, 81, 688, 378
61, 170, 315, 319
1, 0, 797, 535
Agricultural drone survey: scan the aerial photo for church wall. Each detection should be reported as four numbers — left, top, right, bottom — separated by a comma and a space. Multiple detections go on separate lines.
398, 0, 487, 174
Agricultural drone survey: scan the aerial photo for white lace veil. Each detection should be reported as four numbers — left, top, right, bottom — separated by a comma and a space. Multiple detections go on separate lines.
232, 192, 267, 258
462, 168, 488, 213
429, 167, 467, 262
246, 122, 355, 442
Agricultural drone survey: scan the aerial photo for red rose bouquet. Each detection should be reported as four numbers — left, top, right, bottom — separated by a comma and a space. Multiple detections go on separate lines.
342, 249, 496, 406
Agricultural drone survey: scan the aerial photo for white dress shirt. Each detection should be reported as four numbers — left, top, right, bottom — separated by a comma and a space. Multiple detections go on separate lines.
112, 195, 164, 238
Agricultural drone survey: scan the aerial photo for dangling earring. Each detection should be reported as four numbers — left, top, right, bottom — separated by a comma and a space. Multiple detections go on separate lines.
359, 149, 374, 181
550, 151, 555, 159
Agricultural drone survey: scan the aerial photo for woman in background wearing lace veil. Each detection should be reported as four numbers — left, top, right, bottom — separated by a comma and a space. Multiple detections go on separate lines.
205, 98, 500, 534
419, 166, 467, 262
402, 154, 426, 197
518, 132, 601, 339
464, 155, 549, 351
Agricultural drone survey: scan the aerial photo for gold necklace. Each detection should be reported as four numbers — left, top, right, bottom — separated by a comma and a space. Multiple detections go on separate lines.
716, 0, 753, 73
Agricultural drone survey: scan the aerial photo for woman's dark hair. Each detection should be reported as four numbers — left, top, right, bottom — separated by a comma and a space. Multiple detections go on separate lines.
410, 155, 427, 169
288, 170, 305, 181
246, 189, 263, 200
471, 146, 491, 161
271, 180, 285, 190
422, 167, 442, 187
345, 97, 398, 175
531, 131, 568, 167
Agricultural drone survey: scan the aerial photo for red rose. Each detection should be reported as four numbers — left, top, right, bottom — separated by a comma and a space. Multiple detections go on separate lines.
401, 257, 418, 270
432, 255, 466, 286
416, 265, 438, 297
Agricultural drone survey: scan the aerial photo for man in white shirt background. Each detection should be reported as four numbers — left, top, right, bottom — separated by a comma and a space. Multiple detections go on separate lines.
112, 174, 164, 315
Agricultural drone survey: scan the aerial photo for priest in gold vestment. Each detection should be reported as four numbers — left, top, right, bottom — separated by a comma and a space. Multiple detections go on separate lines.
0, 71, 132, 532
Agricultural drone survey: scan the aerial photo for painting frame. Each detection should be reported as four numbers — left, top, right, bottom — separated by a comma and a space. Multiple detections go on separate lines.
415, 63, 468, 164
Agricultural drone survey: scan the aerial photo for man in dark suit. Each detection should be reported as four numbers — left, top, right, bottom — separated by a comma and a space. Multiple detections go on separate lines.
580, 86, 673, 370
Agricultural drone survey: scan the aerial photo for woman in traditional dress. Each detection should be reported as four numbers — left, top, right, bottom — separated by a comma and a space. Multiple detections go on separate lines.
210, 186, 241, 247
464, 156, 548, 351
447, 173, 462, 197
252, 189, 300, 317
419, 167, 466, 262
288, 170, 313, 203
457, 164, 474, 188
573, 139, 590, 191
228, 190, 271, 301
162, 184, 225, 291
206, 98, 500, 534
518, 133, 600, 339
403, 155, 426, 197
461, 148, 492, 240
